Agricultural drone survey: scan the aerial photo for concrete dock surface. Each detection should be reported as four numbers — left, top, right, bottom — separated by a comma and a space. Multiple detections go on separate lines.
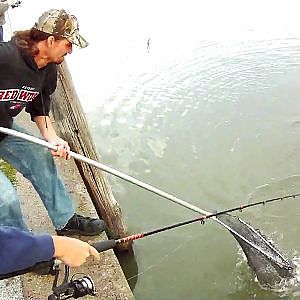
0, 113, 134, 300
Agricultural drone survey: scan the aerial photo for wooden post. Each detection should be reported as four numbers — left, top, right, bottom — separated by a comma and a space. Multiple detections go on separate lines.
50, 62, 131, 251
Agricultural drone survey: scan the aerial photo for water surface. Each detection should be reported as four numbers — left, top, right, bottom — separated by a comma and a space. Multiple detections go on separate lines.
8, 1, 300, 299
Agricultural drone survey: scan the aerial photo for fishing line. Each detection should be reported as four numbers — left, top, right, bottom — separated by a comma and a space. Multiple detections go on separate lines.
126, 234, 193, 282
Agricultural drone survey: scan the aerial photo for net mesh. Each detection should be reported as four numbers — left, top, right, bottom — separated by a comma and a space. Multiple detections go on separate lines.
216, 213, 296, 287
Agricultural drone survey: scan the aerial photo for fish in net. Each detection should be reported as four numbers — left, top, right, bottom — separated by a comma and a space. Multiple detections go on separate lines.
216, 213, 296, 287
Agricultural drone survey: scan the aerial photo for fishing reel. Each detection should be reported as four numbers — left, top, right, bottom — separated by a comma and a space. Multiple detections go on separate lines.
48, 261, 96, 300
0, 259, 96, 299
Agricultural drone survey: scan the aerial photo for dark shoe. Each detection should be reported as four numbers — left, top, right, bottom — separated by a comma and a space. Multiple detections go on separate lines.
56, 214, 106, 236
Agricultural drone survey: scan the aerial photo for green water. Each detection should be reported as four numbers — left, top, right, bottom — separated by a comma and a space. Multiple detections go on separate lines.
87, 47, 300, 298
73, 0, 300, 299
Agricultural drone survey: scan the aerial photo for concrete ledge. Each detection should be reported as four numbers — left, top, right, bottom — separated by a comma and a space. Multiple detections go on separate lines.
8, 113, 134, 299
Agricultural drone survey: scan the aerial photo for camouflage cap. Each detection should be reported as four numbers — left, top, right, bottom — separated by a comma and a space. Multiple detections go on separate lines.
34, 9, 88, 48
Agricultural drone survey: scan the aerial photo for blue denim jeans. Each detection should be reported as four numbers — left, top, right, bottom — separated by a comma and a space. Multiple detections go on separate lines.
0, 124, 75, 230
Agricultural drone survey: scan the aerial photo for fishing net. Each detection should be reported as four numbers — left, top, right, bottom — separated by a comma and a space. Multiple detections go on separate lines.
216, 213, 296, 287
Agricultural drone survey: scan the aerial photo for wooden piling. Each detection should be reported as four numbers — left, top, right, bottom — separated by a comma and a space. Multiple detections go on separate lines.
50, 61, 131, 251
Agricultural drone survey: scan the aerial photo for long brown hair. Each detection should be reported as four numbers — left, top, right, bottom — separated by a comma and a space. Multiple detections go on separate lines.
12, 28, 63, 56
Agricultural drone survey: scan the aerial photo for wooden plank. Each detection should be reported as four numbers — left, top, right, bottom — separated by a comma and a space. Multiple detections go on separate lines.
50, 62, 131, 251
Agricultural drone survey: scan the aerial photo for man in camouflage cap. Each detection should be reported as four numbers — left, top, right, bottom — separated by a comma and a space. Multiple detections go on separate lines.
34, 8, 88, 49
0, 9, 106, 245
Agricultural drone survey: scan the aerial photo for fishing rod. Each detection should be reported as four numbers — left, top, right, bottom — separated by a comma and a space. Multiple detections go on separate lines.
0, 126, 293, 263
91, 192, 300, 253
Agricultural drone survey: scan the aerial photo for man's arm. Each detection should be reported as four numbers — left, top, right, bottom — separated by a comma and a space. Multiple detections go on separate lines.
0, 226, 99, 275
0, 226, 54, 274
34, 115, 70, 159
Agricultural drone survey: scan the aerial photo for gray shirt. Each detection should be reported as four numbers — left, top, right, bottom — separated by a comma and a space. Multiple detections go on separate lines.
0, 1, 9, 26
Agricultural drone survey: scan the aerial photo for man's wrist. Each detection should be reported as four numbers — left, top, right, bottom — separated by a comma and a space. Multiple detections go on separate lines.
52, 236, 64, 258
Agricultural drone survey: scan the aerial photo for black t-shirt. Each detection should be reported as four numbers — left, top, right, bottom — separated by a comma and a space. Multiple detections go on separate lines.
0, 39, 57, 141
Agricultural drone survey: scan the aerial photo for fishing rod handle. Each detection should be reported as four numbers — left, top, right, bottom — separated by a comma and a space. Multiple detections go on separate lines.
92, 240, 117, 253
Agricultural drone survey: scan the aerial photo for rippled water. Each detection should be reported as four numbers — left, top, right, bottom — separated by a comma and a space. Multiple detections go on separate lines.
83, 3, 300, 299
87, 38, 300, 298
8, 0, 300, 299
